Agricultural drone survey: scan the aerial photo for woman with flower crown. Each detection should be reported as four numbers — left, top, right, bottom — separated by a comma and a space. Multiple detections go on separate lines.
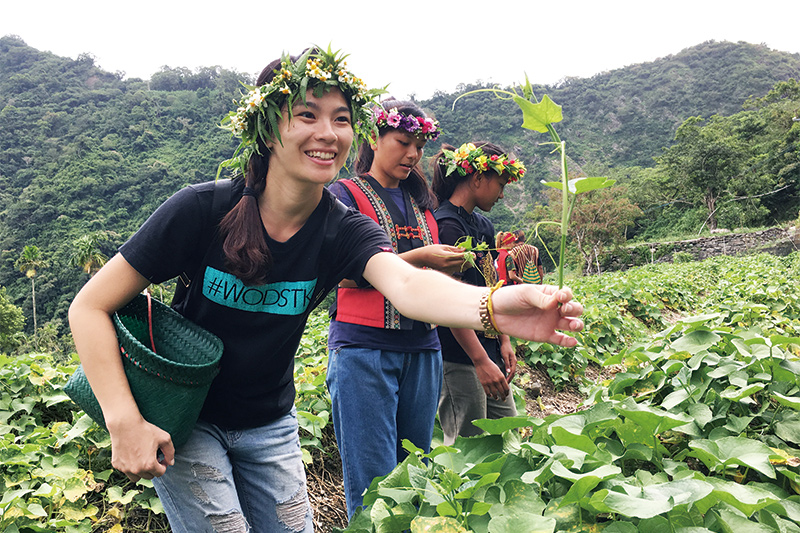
431, 141, 529, 445
325, 98, 465, 518
68, 47, 584, 532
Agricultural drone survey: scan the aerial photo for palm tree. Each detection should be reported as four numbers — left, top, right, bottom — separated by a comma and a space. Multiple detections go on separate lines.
15, 245, 47, 332
68, 232, 110, 276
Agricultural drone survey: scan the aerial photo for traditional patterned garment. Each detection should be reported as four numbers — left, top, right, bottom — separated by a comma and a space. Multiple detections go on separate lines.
333, 176, 438, 329
509, 243, 537, 274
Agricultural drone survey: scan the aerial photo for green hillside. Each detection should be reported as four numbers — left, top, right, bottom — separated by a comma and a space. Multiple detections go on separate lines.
423, 40, 800, 176
1, 35, 799, 334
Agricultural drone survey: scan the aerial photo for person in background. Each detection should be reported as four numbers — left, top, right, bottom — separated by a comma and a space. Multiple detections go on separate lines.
431, 141, 528, 444
495, 231, 519, 285
326, 99, 464, 518
509, 229, 545, 285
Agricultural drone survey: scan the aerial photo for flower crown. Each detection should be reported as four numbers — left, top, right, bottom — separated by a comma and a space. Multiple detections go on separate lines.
372, 106, 441, 141
217, 46, 385, 177
442, 143, 526, 183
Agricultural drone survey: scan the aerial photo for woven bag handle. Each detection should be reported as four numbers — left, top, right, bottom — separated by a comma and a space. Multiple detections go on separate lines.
145, 290, 157, 354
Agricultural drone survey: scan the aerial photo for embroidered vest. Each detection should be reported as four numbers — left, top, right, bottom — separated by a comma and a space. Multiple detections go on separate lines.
335, 176, 439, 329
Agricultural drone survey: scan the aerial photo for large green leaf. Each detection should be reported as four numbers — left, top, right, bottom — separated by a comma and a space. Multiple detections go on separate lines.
719, 383, 765, 402
591, 478, 712, 519
473, 416, 540, 435
613, 397, 692, 434
541, 177, 616, 195
773, 392, 800, 410
670, 330, 722, 354
550, 462, 622, 505
688, 437, 777, 478
512, 94, 562, 133
411, 516, 467, 532
715, 507, 775, 532
434, 435, 504, 474
573, 177, 616, 194
482, 480, 553, 533
774, 411, 800, 444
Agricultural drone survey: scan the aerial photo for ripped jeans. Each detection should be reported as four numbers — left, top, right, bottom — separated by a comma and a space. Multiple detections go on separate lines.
152, 408, 313, 533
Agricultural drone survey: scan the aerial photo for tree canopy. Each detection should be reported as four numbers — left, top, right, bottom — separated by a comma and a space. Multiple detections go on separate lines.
1, 34, 799, 334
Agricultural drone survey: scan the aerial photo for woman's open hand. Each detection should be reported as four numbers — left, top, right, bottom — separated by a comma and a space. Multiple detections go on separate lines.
490, 284, 584, 346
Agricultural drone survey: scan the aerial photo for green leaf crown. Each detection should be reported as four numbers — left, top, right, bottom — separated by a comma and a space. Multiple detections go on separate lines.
218, 46, 385, 177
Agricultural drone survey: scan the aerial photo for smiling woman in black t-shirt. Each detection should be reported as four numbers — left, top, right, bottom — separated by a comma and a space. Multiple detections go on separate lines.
68, 48, 585, 533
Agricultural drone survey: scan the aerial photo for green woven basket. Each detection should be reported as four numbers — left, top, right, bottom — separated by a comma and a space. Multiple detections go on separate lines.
65, 293, 223, 448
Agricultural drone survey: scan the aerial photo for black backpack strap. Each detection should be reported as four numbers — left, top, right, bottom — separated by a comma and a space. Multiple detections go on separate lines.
177, 179, 234, 288
305, 198, 348, 314
433, 210, 470, 239
211, 178, 233, 225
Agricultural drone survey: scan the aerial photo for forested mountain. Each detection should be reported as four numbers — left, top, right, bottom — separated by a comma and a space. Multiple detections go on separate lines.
1, 35, 799, 334
423, 40, 800, 178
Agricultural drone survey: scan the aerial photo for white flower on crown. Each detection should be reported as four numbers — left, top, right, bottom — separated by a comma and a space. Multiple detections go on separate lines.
245, 89, 264, 113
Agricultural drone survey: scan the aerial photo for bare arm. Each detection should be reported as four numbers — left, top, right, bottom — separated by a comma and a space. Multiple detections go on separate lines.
508, 270, 524, 284
68, 253, 175, 481
362, 252, 584, 345
340, 244, 466, 287
499, 334, 517, 382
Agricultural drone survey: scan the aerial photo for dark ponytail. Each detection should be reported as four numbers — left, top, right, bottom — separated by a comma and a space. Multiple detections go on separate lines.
356, 98, 436, 212
217, 57, 287, 286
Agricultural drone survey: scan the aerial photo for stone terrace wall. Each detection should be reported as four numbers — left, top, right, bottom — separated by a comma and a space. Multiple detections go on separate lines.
604, 226, 800, 271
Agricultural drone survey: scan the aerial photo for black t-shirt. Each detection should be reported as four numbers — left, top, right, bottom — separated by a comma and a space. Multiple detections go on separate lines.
119, 180, 391, 429
434, 201, 502, 367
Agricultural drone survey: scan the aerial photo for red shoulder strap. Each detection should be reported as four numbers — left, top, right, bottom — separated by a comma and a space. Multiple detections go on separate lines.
339, 179, 379, 223
424, 209, 439, 244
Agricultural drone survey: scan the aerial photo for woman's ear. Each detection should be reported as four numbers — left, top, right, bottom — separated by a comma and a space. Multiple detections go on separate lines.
368, 130, 378, 150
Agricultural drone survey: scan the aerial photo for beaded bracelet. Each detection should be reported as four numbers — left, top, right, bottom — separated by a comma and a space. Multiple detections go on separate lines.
479, 280, 505, 335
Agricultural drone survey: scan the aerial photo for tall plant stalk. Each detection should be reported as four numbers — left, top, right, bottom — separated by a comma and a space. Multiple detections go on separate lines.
456, 81, 614, 288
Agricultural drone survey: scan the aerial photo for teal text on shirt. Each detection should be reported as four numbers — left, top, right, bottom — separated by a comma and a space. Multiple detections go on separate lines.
202, 267, 317, 315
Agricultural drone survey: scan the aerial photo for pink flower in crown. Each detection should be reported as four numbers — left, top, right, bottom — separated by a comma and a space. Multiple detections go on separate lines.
373, 108, 386, 122
421, 117, 436, 133
386, 110, 401, 127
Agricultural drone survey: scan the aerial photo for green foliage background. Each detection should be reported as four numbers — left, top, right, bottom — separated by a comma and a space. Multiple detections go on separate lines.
1, 34, 800, 336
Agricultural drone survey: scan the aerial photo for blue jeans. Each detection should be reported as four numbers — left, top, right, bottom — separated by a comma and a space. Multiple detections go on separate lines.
326, 347, 442, 519
152, 408, 313, 533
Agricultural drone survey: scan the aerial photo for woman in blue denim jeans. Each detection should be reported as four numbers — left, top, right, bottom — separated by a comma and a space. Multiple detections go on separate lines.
326, 99, 465, 519
68, 49, 585, 533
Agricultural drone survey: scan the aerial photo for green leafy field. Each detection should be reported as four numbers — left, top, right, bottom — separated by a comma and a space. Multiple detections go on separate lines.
2, 252, 800, 532
345, 252, 800, 532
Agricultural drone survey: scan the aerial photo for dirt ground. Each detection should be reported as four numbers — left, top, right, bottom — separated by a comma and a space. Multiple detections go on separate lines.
306, 357, 618, 533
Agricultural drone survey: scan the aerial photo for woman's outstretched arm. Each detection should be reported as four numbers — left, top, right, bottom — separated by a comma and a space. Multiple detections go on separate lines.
362, 252, 584, 345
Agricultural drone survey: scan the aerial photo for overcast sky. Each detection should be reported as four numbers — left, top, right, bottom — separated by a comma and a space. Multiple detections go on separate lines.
3, 0, 799, 100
